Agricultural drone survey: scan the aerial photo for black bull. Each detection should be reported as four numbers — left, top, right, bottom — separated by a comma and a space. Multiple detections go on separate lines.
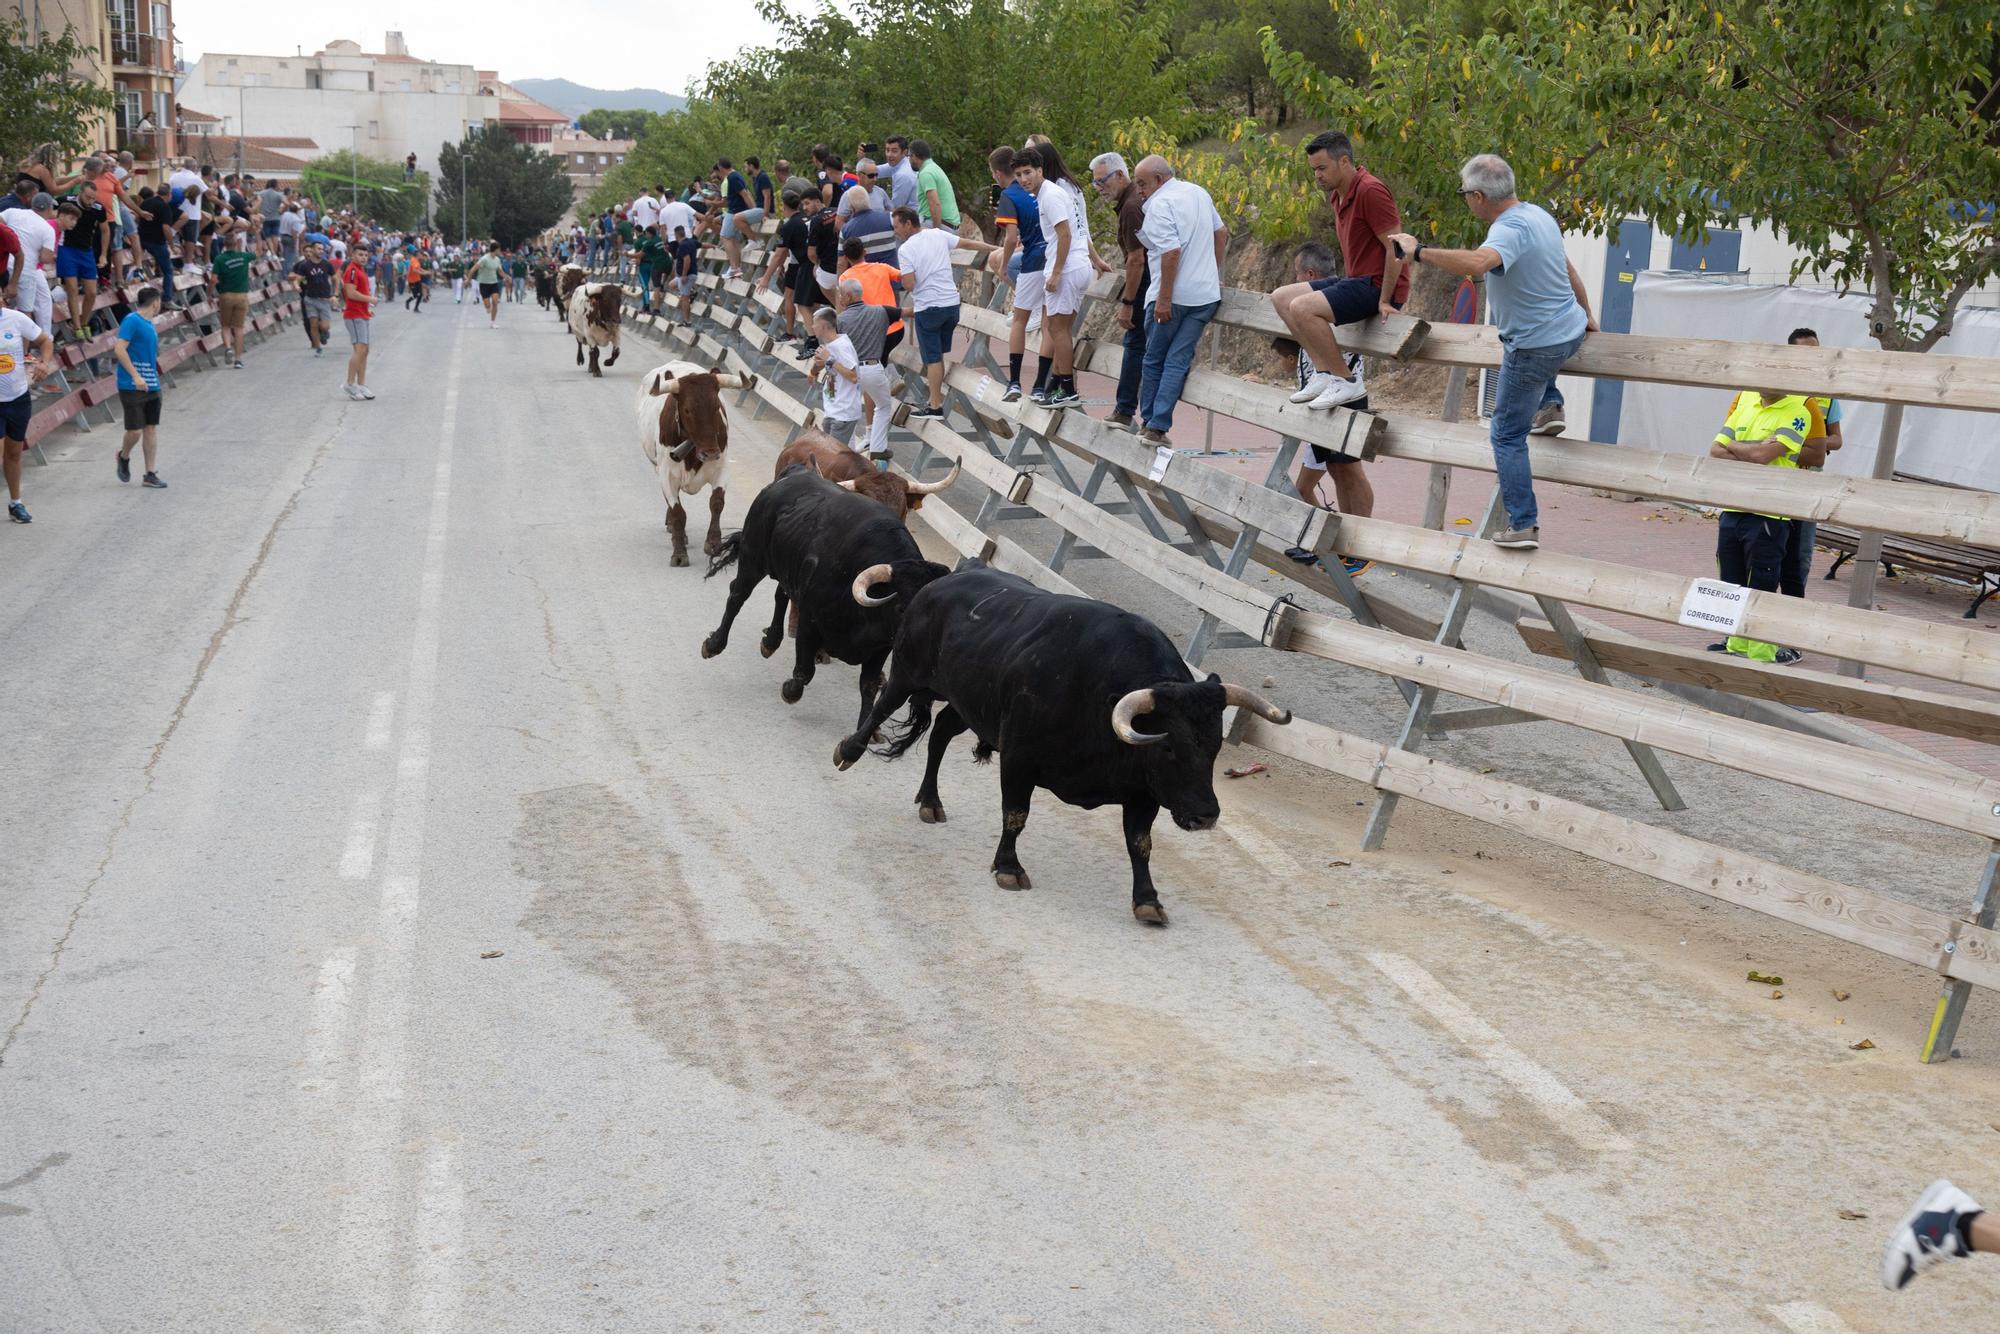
832, 565, 1292, 925
702, 467, 949, 728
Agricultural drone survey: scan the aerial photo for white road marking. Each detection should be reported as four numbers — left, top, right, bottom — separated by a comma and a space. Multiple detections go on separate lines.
301, 947, 356, 1093
337, 319, 463, 1322
337, 793, 381, 879
363, 691, 396, 750
1218, 811, 1312, 883
1367, 951, 1633, 1154
411, 1143, 466, 1332
1768, 1301, 1856, 1333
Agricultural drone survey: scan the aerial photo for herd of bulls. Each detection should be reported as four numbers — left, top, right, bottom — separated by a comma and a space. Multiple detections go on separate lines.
574, 262, 1294, 924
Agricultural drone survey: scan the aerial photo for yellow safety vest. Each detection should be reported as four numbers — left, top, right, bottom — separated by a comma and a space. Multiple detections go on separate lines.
1714, 392, 1818, 518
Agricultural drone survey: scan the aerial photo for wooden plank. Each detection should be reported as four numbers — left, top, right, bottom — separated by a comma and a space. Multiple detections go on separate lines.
1282, 607, 2000, 840
1234, 711, 2000, 991
1515, 617, 2000, 745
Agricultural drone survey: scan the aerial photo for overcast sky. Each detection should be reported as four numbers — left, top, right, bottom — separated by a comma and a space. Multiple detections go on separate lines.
175, 2, 781, 99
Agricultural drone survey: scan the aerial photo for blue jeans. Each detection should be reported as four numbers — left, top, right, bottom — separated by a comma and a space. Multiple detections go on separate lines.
1114, 268, 1150, 418
1489, 332, 1583, 530
144, 243, 176, 302
1138, 299, 1218, 432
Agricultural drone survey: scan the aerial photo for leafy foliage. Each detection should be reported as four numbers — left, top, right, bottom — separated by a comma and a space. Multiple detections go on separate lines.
0, 18, 119, 169
299, 150, 430, 230
577, 109, 664, 143
434, 131, 575, 246
584, 101, 761, 215
1113, 118, 1322, 245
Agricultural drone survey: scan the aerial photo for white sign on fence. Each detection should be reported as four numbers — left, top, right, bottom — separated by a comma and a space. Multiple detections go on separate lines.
1147, 446, 1174, 483
1676, 577, 1749, 635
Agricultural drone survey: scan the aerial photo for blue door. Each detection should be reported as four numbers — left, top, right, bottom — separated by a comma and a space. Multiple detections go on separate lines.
1668, 228, 1742, 273
1590, 219, 1651, 443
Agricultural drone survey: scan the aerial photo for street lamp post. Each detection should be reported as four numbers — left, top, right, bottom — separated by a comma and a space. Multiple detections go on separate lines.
340, 124, 360, 214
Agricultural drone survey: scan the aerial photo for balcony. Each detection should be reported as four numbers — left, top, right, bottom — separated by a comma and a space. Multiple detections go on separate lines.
114, 126, 176, 163
109, 33, 173, 74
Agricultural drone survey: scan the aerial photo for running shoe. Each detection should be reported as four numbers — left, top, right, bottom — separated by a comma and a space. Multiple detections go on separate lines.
1002, 382, 1022, 403
1492, 527, 1540, 550
1307, 376, 1368, 411
1772, 647, 1803, 666
116, 452, 131, 483
1530, 403, 1567, 435
232, 360, 245, 369
7, 501, 29, 524
1045, 385, 1082, 408
1029, 386, 1050, 405
357, 385, 375, 400
1291, 371, 1339, 404
1882, 1179, 1983, 1290
1342, 556, 1373, 577
907, 404, 945, 419
344, 384, 364, 400
314, 346, 323, 357
142, 472, 167, 488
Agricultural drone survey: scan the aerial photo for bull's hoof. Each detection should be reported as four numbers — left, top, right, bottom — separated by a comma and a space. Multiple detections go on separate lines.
1133, 902, 1170, 927
670, 550, 690, 568
700, 634, 725, 659
918, 804, 946, 825
780, 678, 805, 705
815, 651, 832, 666
758, 631, 781, 659
993, 870, 1032, 891
704, 537, 722, 557
833, 738, 865, 770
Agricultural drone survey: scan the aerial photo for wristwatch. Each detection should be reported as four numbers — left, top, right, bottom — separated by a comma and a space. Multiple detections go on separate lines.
1412, 242, 1425, 265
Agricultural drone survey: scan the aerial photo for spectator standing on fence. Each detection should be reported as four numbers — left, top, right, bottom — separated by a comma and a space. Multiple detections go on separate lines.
133, 187, 176, 299
839, 185, 899, 270
292, 239, 336, 355
1286, 242, 1376, 540
1883, 1179, 1992, 1290
910, 141, 959, 230
257, 179, 285, 259
883, 136, 920, 214
1, 301, 56, 523
988, 146, 1045, 404
614, 209, 636, 282
56, 181, 111, 340
4, 192, 59, 335
340, 241, 378, 399
809, 306, 864, 447
1269, 132, 1405, 413
1010, 145, 1088, 406
659, 193, 700, 315
630, 185, 662, 235
835, 275, 895, 459
111, 287, 167, 488
1131, 155, 1226, 444
212, 231, 254, 369
891, 205, 998, 418
761, 186, 816, 345
1704, 385, 1827, 664
716, 158, 764, 280
1389, 154, 1597, 550
1782, 326, 1843, 595
278, 201, 304, 271
1088, 152, 1150, 429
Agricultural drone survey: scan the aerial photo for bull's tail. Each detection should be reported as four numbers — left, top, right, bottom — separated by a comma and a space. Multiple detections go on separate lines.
871, 697, 934, 761
704, 533, 742, 579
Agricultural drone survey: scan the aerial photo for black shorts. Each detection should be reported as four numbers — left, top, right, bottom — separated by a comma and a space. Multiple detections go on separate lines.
479, 282, 501, 299
120, 389, 162, 430
1, 392, 30, 442
1313, 275, 1396, 324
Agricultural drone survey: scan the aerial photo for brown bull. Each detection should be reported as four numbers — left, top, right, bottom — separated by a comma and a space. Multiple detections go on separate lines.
773, 430, 960, 521
637, 361, 755, 566
569, 282, 623, 377
555, 263, 587, 323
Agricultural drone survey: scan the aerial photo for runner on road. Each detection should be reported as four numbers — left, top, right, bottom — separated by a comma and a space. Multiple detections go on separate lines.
340, 241, 378, 399
110, 287, 167, 488
291, 240, 336, 355
470, 244, 504, 326
405, 250, 427, 312
1, 303, 56, 522
212, 232, 254, 369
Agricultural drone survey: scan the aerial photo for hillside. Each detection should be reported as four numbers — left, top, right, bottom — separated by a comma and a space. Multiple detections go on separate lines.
512, 79, 687, 119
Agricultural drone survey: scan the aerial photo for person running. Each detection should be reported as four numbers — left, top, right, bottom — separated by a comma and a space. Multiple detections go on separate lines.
55, 181, 111, 340
987, 146, 1046, 402
1883, 1179, 1992, 1291
110, 287, 167, 488
212, 231, 254, 369
445, 250, 465, 304
405, 250, 427, 311
716, 157, 763, 279
1, 301, 56, 522
292, 239, 337, 355
509, 250, 528, 303
340, 241, 378, 399
470, 244, 504, 325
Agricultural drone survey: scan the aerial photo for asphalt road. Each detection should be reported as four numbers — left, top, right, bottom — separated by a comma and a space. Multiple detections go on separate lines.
3, 293, 1997, 1332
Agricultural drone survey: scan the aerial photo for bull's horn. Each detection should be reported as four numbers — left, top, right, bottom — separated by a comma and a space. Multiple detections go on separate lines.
906, 461, 961, 496
835, 478, 859, 491
1222, 683, 1292, 725
1111, 689, 1165, 746
851, 563, 897, 607
649, 375, 682, 397
713, 372, 754, 390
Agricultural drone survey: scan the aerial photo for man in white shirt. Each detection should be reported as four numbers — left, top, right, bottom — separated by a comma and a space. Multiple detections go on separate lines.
3, 192, 60, 335
1132, 155, 1227, 444
808, 306, 864, 445
1014, 146, 1094, 408
168, 161, 201, 201
0, 304, 57, 523
890, 206, 998, 418
629, 189, 662, 231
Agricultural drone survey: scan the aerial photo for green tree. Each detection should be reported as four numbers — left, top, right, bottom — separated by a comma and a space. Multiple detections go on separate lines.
435, 131, 575, 246
0, 18, 119, 168
578, 108, 663, 142
300, 149, 429, 229
586, 101, 761, 214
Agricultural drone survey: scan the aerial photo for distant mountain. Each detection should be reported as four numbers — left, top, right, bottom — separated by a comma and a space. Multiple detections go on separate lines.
511, 79, 687, 120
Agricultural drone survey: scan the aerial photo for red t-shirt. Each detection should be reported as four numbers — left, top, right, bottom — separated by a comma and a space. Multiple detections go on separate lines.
0, 220, 19, 272
1332, 168, 1410, 305
341, 261, 372, 320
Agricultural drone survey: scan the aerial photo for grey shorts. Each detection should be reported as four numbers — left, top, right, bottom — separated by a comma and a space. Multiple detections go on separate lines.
821, 416, 859, 445
345, 317, 371, 346
303, 297, 333, 322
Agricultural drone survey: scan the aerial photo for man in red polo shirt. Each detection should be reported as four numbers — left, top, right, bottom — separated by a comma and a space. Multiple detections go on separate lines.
1269, 131, 1409, 414
339, 240, 377, 400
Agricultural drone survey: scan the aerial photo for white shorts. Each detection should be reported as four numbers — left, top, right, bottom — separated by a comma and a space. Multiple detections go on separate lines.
11, 271, 52, 336
1012, 267, 1045, 314
813, 266, 838, 293
1041, 263, 1090, 317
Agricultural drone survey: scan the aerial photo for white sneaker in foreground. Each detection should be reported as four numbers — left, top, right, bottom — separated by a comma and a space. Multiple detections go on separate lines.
356, 385, 375, 400
1307, 376, 1368, 411
1290, 371, 1338, 404
343, 384, 363, 400
1883, 1178, 1982, 1290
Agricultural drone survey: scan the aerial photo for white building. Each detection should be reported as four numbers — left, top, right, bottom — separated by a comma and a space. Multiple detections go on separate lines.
177, 32, 498, 184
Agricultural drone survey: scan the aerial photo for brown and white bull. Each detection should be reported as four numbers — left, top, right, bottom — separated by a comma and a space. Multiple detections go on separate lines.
637, 361, 757, 566
772, 429, 960, 521
555, 263, 588, 323
568, 282, 624, 377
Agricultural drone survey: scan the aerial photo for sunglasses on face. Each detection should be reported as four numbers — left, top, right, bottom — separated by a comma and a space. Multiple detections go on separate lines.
861, 171, 878, 179
1091, 174, 1111, 188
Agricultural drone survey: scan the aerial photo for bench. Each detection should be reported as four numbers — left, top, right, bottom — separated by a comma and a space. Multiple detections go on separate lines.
1817, 524, 2000, 618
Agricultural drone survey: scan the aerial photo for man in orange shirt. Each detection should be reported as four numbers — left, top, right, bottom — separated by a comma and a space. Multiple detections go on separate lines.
837, 237, 904, 456
404, 250, 427, 312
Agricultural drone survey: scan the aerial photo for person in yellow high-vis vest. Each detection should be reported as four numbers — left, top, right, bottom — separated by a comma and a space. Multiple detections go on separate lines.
1708, 389, 1828, 663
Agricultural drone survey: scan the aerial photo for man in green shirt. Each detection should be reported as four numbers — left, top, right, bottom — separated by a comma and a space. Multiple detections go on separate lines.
614, 214, 636, 282
634, 227, 668, 312
469, 244, 504, 325
212, 232, 255, 369
910, 140, 959, 229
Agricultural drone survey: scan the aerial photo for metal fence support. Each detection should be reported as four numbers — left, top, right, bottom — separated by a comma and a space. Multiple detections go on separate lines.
1922, 843, 2000, 1063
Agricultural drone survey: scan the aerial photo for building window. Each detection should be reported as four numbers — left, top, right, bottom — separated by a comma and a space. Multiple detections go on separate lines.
369, 121, 380, 139
226, 56, 238, 66
306, 70, 321, 90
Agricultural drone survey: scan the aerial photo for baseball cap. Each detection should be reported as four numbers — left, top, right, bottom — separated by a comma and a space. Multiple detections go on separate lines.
31, 193, 54, 211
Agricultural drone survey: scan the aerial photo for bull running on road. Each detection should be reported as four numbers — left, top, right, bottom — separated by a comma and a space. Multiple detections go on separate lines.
637, 362, 755, 566
832, 565, 1292, 925
702, 465, 950, 730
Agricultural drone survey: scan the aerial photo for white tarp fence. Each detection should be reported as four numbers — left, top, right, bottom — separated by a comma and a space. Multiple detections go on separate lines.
1619, 273, 2000, 493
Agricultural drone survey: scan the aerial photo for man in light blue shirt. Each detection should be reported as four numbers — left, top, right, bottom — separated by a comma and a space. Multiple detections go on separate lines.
1390, 153, 1597, 549
883, 135, 921, 213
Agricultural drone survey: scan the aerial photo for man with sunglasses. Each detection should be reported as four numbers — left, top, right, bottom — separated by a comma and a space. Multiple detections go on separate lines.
836, 159, 890, 221
1388, 154, 1597, 550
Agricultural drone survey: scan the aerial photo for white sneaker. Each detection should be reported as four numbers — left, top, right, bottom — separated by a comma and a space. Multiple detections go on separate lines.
1882, 1178, 1982, 1290
1308, 376, 1368, 410
343, 384, 363, 400
357, 385, 375, 400
1290, 371, 1338, 404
